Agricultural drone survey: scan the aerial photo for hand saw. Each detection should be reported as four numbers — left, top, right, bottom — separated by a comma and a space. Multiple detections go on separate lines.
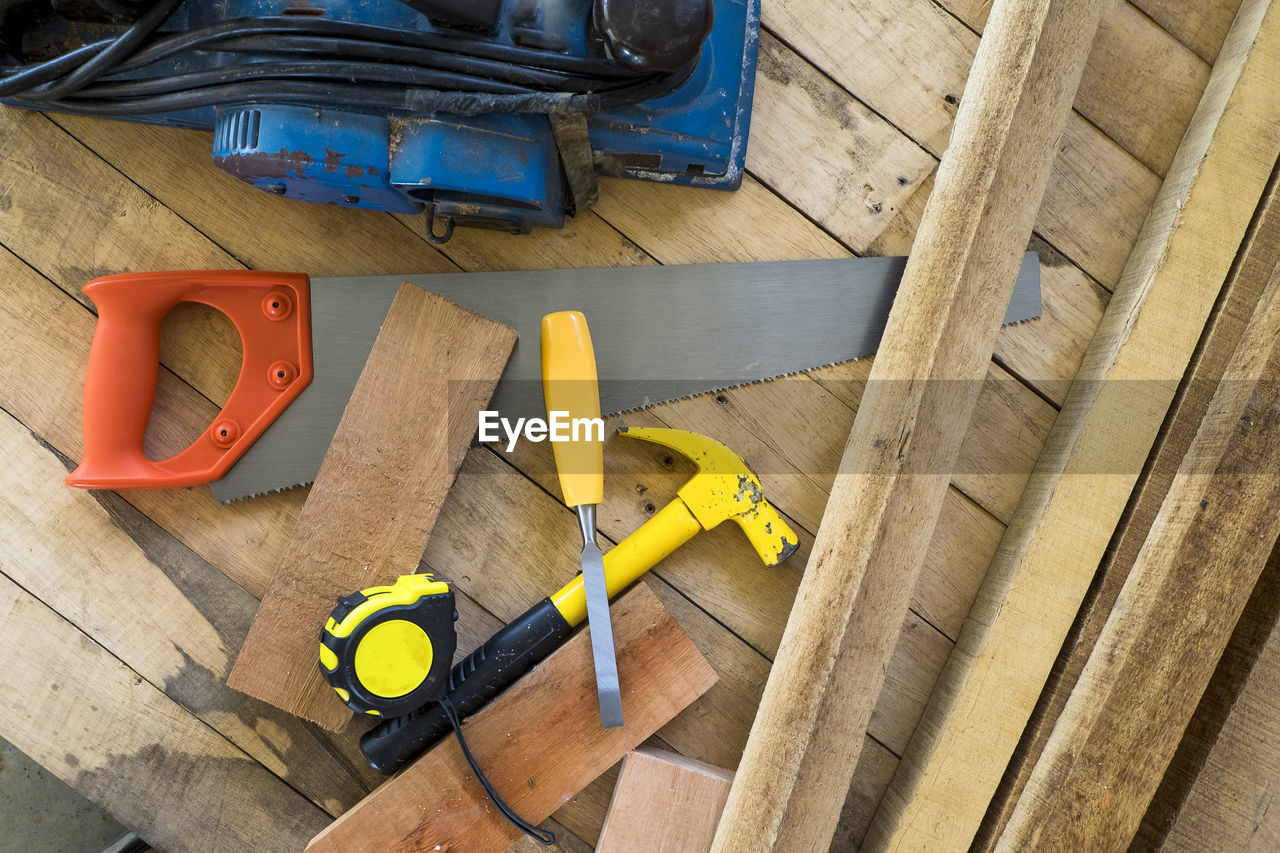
66, 254, 1041, 502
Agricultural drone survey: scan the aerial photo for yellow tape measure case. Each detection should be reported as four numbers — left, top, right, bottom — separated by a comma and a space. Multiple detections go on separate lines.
319, 574, 457, 718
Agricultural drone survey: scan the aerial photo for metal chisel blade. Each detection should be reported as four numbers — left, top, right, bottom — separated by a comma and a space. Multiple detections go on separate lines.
579, 523, 622, 728
213, 253, 1041, 502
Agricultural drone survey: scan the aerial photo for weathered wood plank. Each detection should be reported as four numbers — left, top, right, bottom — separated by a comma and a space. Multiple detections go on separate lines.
764, 0, 1161, 287
597, 748, 733, 853
997, 189, 1280, 851
941, 0, 1209, 175
868, 0, 1280, 846
1132, 544, 1280, 848
975, 148, 1280, 851
229, 286, 515, 728
0, 572, 329, 852
712, 0, 1105, 846
0, 408, 378, 813
306, 584, 716, 853
1131, 0, 1244, 62
1157, 552, 1280, 852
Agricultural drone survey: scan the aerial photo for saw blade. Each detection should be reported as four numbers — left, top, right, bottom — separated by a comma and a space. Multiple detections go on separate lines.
211, 253, 1041, 502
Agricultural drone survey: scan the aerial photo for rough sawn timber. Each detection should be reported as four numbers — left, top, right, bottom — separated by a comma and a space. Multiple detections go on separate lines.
228, 285, 516, 728
710, 0, 1105, 847
866, 0, 1280, 847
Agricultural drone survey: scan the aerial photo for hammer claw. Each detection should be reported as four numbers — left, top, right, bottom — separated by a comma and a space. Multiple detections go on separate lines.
618, 426, 800, 567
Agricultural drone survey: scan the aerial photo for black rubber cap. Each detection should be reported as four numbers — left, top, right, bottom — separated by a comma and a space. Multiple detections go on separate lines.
594, 0, 714, 73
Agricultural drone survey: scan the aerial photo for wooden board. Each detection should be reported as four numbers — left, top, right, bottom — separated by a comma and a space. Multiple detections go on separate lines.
975, 144, 1280, 850
0, 570, 329, 853
1131, 0, 1244, 62
306, 583, 717, 853
995, 193, 1280, 850
1159, 556, 1280, 851
942, 0, 1209, 177
0, 407, 379, 815
597, 748, 733, 853
866, 1, 1280, 847
711, 0, 1105, 847
228, 284, 516, 728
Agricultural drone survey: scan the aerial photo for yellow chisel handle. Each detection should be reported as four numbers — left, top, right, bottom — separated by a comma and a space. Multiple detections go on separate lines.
541, 311, 604, 507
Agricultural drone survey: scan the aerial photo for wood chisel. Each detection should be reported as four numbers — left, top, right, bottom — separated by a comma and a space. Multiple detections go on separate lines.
542, 311, 623, 728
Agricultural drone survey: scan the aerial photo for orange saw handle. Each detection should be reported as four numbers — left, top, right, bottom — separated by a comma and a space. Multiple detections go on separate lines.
67, 270, 313, 490
541, 311, 604, 507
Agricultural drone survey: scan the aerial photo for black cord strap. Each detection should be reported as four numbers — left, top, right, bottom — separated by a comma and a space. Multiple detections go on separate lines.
439, 695, 556, 847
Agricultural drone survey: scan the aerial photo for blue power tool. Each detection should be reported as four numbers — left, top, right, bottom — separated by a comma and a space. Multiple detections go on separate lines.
0, 0, 758, 239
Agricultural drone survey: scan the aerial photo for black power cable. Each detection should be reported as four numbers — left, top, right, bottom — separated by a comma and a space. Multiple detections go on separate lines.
0, 14, 694, 118
439, 695, 556, 846
33, 0, 183, 99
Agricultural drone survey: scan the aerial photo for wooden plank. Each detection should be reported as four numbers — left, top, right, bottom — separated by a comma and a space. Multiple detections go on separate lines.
306, 583, 717, 853
596, 748, 734, 853
1071, 2, 1209, 176
1158, 554, 1280, 852
996, 193, 1280, 851
1131, 0, 1244, 62
0, 573, 329, 852
1133, 544, 1280, 848
976, 151, 1280, 850
0, 407, 378, 814
228, 285, 515, 728
941, 0, 1209, 176
764, 0, 1162, 288
711, 0, 1105, 847
866, 1, 1280, 846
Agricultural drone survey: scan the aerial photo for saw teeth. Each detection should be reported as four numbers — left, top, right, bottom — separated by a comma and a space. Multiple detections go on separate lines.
218, 480, 313, 504
601, 357, 868, 416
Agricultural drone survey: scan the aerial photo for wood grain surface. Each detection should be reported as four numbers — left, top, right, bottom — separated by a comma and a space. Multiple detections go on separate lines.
228, 285, 515, 728
867, 1, 1280, 847
996, 182, 1280, 851
306, 583, 717, 853
0, 0, 1222, 842
597, 748, 734, 853
1159, 558, 1280, 852
711, 0, 1105, 848
976, 153, 1280, 851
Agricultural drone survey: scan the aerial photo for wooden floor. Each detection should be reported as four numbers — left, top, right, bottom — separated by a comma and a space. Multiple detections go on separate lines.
0, 0, 1246, 849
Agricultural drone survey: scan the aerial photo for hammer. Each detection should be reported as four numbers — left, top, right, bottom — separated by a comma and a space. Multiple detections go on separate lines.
360, 426, 799, 773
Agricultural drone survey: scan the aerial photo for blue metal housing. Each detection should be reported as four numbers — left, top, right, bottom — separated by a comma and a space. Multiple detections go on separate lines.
18, 0, 760, 235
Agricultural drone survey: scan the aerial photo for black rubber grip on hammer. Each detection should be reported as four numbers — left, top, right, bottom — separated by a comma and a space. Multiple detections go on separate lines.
360, 596, 575, 774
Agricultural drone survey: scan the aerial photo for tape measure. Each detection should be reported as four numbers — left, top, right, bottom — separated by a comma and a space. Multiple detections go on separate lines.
319, 573, 458, 718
